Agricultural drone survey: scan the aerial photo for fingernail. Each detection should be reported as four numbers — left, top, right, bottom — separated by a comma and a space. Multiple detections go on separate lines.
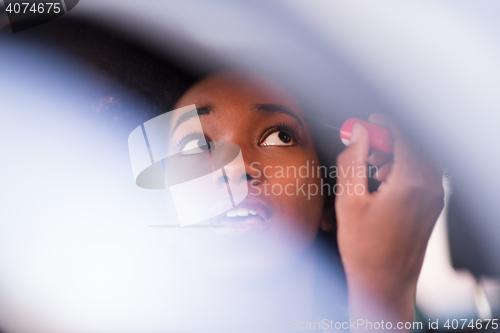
350, 123, 363, 143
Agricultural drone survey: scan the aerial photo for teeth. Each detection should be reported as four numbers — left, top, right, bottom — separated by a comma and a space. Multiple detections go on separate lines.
226, 209, 237, 217
237, 208, 249, 217
225, 208, 258, 218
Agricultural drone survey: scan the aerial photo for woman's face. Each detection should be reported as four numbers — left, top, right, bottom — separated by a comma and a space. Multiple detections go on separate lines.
171, 71, 327, 276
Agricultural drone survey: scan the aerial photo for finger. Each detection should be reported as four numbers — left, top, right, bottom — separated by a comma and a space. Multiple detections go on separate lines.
336, 123, 370, 202
367, 151, 393, 167
419, 146, 445, 184
419, 151, 445, 213
368, 113, 423, 183
372, 162, 393, 183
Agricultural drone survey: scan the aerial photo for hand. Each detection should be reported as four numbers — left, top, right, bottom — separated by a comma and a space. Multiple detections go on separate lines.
335, 114, 445, 325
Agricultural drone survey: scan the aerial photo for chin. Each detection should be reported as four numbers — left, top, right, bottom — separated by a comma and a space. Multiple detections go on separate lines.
173, 226, 315, 281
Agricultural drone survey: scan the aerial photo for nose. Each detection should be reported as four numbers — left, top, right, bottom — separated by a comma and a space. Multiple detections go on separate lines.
217, 171, 254, 186
216, 147, 262, 187
212, 143, 265, 206
217, 157, 249, 186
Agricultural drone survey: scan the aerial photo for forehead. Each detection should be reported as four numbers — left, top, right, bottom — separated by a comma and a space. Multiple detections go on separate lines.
174, 72, 302, 114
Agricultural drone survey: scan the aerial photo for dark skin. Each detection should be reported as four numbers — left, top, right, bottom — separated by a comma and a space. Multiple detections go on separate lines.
172, 71, 445, 329
171, 71, 325, 277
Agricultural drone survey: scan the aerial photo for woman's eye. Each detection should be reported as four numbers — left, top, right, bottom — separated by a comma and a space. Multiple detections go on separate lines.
261, 131, 294, 146
180, 139, 210, 155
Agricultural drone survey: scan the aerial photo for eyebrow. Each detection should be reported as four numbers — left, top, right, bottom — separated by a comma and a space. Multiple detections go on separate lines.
172, 103, 302, 133
253, 103, 303, 127
172, 105, 212, 133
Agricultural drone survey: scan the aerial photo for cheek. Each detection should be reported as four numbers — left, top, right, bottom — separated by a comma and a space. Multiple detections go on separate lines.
265, 157, 325, 241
